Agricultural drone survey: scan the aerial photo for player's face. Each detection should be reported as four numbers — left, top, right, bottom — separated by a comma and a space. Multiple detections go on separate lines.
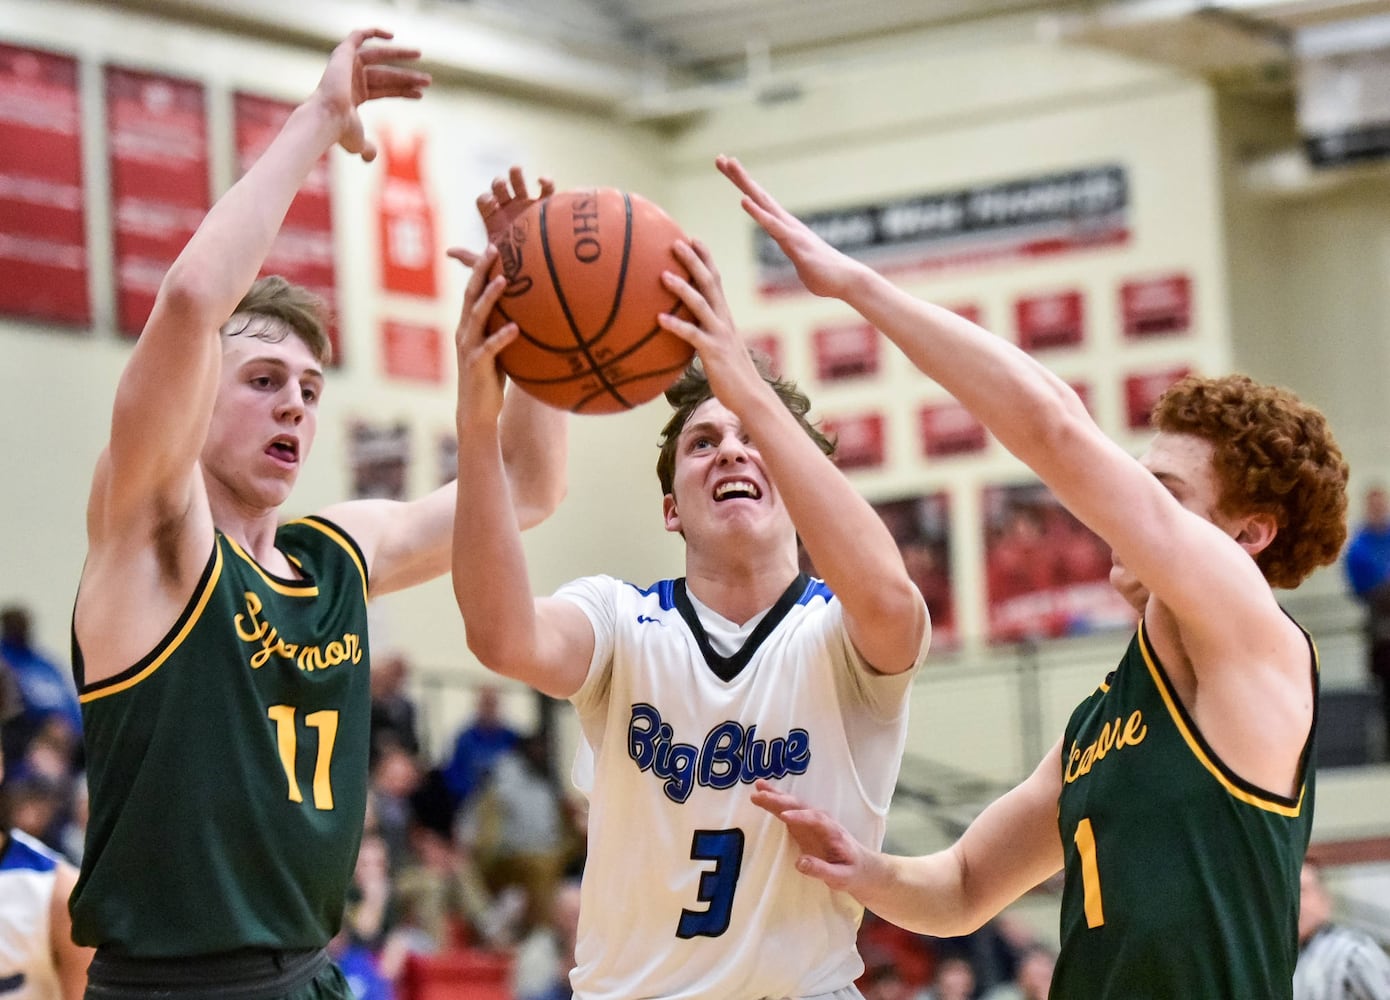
202, 322, 322, 511
1110, 431, 1228, 605
662, 398, 793, 551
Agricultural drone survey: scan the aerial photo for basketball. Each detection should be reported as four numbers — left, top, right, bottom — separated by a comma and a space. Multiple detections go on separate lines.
487, 188, 695, 414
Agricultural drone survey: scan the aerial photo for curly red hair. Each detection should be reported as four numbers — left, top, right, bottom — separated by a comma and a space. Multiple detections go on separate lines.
1151, 374, 1348, 589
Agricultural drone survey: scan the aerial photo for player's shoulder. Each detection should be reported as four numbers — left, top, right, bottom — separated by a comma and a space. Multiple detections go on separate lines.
0, 830, 62, 874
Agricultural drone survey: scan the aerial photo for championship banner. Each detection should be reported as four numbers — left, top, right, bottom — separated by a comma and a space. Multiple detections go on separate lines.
755, 164, 1128, 295
1124, 365, 1192, 430
381, 319, 445, 383
376, 128, 439, 298
234, 93, 341, 360
983, 481, 1135, 644
348, 420, 410, 500
812, 319, 879, 382
1121, 273, 1192, 339
919, 400, 987, 459
107, 66, 209, 337
823, 411, 885, 470
1015, 289, 1085, 352
0, 44, 88, 325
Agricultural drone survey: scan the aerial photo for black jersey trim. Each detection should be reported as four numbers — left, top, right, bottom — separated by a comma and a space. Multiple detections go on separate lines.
673, 574, 810, 683
223, 533, 319, 598
79, 542, 224, 703
1136, 617, 1312, 816
286, 515, 369, 603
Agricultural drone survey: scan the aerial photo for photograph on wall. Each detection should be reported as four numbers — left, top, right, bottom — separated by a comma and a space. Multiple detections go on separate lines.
812, 319, 880, 382
1121, 272, 1192, 339
106, 66, 209, 337
875, 492, 956, 649
349, 420, 411, 500
234, 92, 341, 360
0, 43, 89, 326
1124, 364, 1192, 430
983, 481, 1135, 643
1015, 289, 1085, 352
823, 411, 886, 470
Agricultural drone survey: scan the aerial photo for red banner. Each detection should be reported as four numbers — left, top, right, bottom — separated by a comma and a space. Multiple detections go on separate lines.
234, 93, 340, 360
377, 129, 439, 298
874, 493, 956, 649
813, 320, 879, 382
1124, 365, 1192, 430
823, 411, 885, 470
0, 44, 88, 325
1121, 273, 1191, 339
1015, 289, 1085, 352
745, 331, 782, 376
381, 320, 444, 383
107, 67, 209, 337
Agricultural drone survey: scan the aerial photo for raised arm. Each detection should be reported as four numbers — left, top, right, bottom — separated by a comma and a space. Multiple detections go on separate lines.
93, 30, 427, 544
451, 246, 593, 699
751, 739, 1065, 936
658, 240, 928, 674
319, 169, 568, 597
715, 156, 1281, 657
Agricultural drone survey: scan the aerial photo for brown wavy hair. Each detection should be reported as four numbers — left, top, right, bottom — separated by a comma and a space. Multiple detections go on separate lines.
656, 352, 834, 498
1151, 374, 1348, 588
222, 275, 332, 366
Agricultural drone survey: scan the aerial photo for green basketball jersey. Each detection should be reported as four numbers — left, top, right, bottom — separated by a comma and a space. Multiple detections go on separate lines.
70, 516, 372, 957
1052, 619, 1317, 999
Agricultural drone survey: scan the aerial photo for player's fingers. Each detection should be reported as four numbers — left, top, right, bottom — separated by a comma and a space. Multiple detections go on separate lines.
346, 27, 394, 49
459, 247, 499, 311
477, 191, 499, 218
656, 309, 703, 348
364, 66, 431, 96
492, 175, 513, 205
795, 856, 844, 887
358, 44, 419, 65
660, 268, 719, 331
447, 246, 483, 269
477, 321, 518, 358
508, 165, 530, 202
538, 177, 557, 199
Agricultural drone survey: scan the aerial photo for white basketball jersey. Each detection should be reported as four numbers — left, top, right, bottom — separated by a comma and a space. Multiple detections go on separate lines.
0, 830, 62, 1000
558, 574, 925, 1000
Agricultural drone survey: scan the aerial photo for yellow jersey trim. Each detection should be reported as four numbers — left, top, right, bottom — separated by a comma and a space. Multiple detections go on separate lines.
223, 534, 320, 597
80, 544, 225, 703
288, 517, 369, 604
1136, 620, 1305, 818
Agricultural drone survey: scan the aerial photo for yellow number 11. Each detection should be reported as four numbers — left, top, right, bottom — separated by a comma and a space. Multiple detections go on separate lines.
1073, 817, 1106, 928
267, 705, 339, 810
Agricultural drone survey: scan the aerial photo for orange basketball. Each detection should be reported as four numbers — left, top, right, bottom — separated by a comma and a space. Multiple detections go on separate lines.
487, 188, 695, 414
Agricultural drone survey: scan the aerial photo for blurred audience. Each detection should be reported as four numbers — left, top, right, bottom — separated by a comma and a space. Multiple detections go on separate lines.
981, 945, 1055, 1000
1294, 861, 1390, 1000
441, 686, 520, 811
1346, 485, 1390, 760
512, 878, 582, 1000
0, 605, 81, 773
370, 652, 420, 766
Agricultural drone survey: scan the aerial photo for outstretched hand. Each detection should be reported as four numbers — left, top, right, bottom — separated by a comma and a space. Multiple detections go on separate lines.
716, 155, 864, 301
451, 244, 515, 429
449, 167, 557, 269
751, 779, 879, 896
312, 28, 430, 163
658, 238, 765, 411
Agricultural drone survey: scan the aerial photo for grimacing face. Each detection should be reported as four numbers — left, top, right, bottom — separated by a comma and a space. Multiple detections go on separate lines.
661, 398, 794, 552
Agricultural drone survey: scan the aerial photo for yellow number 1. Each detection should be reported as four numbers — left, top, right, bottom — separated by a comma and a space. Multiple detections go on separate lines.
1073, 817, 1106, 928
267, 705, 339, 810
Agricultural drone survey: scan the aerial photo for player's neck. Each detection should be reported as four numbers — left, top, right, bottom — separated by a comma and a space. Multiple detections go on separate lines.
683, 555, 801, 626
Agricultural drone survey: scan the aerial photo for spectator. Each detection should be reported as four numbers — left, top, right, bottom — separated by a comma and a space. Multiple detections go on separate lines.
440, 686, 519, 809
1294, 861, 1390, 1000
1345, 485, 1390, 759
512, 878, 582, 1000
0, 606, 81, 770
981, 945, 1056, 1000
391, 820, 509, 955
464, 733, 569, 935
370, 651, 420, 765
369, 742, 423, 873
914, 955, 976, 1000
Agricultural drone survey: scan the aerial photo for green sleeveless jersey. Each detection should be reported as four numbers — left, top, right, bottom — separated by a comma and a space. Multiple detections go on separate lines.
1052, 619, 1317, 999
70, 516, 372, 957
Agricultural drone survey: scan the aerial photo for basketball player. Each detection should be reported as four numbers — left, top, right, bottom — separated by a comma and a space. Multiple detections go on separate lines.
68, 31, 565, 1000
716, 156, 1349, 999
0, 690, 92, 1000
452, 233, 931, 994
